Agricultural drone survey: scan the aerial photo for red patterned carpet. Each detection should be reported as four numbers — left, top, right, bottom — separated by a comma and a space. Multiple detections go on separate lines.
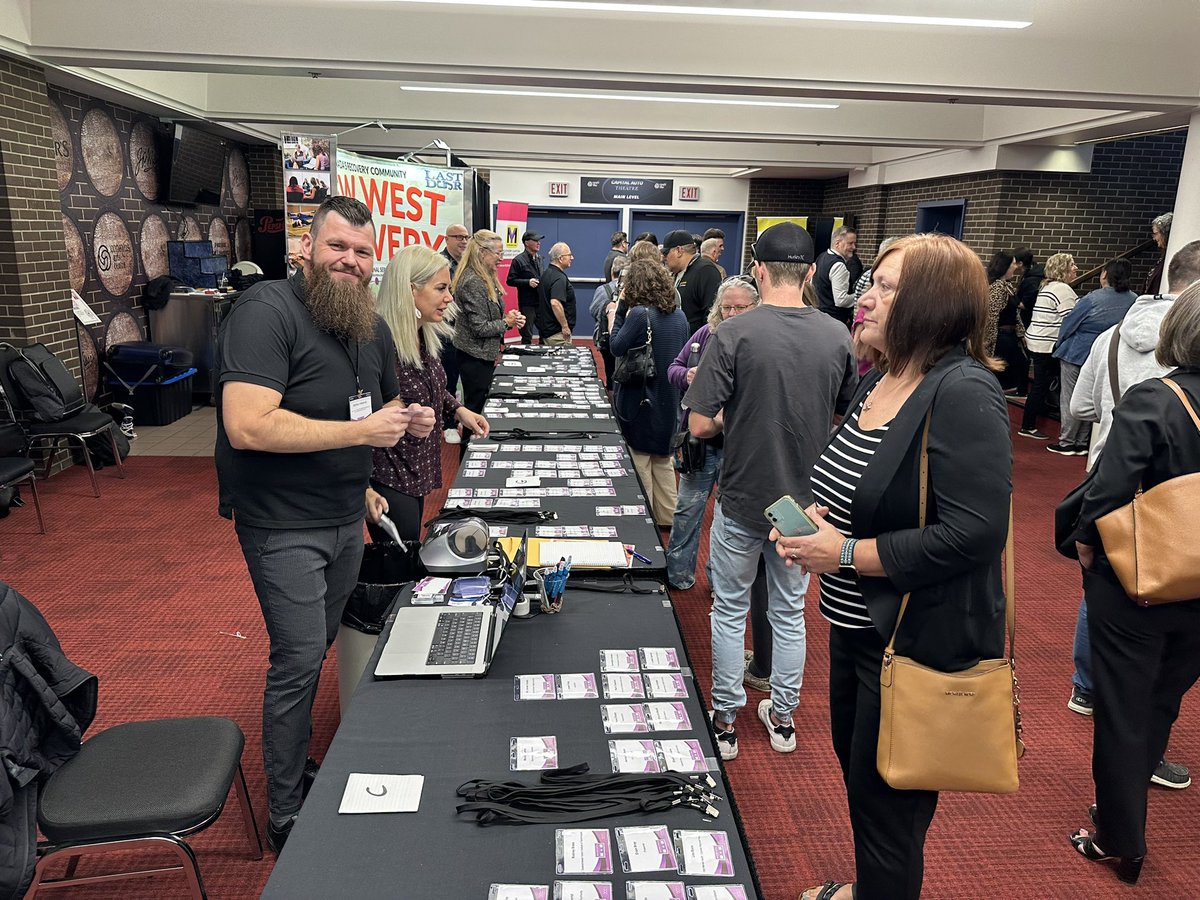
1, 406, 1197, 899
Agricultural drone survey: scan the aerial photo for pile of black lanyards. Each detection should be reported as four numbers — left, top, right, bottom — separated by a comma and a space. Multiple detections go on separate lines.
456, 764, 722, 826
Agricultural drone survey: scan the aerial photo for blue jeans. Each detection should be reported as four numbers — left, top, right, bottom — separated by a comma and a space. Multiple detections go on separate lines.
666, 446, 722, 589
709, 502, 809, 724
1072, 594, 1092, 694
236, 521, 364, 820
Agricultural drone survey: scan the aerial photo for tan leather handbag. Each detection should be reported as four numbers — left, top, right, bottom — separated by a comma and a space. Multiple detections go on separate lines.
1096, 378, 1200, 606
876, 416, 1024, 794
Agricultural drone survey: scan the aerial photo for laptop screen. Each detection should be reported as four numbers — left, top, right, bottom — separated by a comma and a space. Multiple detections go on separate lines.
498, 530, 529, 615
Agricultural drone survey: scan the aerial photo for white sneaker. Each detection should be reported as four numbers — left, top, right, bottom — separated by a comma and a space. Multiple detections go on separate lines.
757, 698, 796, 753
443, 428, 461, 444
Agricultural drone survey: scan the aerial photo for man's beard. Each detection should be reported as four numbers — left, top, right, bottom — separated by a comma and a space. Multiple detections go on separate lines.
306, 264, 377, 343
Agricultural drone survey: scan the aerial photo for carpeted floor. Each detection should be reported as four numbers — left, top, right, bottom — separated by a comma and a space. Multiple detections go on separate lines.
1, 405, 1197, 899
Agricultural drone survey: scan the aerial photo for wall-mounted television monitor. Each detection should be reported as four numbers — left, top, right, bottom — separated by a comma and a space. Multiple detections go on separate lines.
167, 123, 227, 207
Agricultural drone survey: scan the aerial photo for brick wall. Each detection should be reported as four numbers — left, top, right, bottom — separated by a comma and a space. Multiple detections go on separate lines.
995, 133, 1185, 293
743, 177, 825, 267
823, 178, 886, 265
247, 143, 283, 210
0, 57, 75, 369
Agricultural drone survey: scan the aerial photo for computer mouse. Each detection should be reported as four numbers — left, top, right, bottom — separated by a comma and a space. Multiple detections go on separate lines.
419, 516, 490, 574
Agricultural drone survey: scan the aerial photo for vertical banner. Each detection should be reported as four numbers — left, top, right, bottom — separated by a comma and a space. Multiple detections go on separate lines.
281, 133, 336, 274
494, 200, 529, 316
335, 149, 467, 284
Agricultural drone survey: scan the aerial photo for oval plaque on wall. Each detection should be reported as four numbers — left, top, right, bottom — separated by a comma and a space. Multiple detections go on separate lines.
227, 145, 250, 209
179, 215, 202, 241
93, 211, 136, 297
80, 107, 124, 198
209, 216, 231, 262
140, 212, 171, 281
50, 102, 74, 193
129, 120, 160, 202
62, 214, 87, 294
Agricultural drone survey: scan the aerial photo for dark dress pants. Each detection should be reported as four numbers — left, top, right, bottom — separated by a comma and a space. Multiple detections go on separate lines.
1085, 566, 1200, 858
519, 305, 537, 344
457, 349, 497, 458
1021, 351, 1059, 430
829, 623, 938, 900
365, 481, 424, 544
994, 329, 1028, 394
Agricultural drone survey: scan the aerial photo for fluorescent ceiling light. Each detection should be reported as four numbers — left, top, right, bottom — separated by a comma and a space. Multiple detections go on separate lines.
402, 85, 838, 109
375, 0, 1030, 28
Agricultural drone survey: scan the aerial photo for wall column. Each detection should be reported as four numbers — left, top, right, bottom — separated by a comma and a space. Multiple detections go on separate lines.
1161, 113, 1200, 293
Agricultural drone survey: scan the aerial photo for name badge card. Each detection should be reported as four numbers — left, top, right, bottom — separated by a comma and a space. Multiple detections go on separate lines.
348, 394, 372, 421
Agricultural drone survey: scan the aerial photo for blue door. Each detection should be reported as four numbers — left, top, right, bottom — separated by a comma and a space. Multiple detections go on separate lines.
628, 211, 745, 275
524, 206, 621, 340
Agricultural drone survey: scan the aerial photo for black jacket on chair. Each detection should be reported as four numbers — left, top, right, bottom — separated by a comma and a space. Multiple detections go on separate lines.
0, 581, 97, 899
827, 347, 1012, 672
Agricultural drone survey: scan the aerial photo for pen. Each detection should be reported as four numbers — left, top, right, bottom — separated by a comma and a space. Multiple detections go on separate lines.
626, 546, 652, 565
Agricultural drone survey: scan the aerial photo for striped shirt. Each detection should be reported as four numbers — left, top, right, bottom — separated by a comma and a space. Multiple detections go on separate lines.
811, 406, 888, 629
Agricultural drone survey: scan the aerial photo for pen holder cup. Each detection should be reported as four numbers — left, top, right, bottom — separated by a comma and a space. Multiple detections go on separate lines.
534, 566, 569, 614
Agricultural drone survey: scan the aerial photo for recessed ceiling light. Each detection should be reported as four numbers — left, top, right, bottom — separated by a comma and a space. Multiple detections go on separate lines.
401, 85, 838, 109
373, 0, 1030, 28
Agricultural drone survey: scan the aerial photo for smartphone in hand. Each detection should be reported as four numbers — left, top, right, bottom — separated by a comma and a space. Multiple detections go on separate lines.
764, 495, 819, 537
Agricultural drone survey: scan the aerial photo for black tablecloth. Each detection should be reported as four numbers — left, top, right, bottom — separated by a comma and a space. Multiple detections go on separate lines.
263, 587, 762, 899
485, 374, 618, 434
449, 433, 666, 571
498, 345, 598, 379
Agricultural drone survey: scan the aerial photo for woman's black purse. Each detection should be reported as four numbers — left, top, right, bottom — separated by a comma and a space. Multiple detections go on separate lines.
612, 316, 655, 386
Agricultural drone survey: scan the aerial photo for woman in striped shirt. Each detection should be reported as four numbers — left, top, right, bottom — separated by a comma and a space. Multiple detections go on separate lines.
775, 234, 1012, 900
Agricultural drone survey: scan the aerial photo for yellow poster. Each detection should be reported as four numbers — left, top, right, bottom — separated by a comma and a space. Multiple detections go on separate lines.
757, 216, 808, 232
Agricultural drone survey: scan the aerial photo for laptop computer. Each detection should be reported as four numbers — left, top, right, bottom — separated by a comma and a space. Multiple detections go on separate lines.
374, 530, 528, 679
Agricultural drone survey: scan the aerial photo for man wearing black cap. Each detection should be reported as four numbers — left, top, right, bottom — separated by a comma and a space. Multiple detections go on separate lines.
684, 222, 856, 761
506, 230, 544, 344
664, 228, 723, 334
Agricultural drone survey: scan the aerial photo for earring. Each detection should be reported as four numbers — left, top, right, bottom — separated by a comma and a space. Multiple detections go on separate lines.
415, 307, 422, 319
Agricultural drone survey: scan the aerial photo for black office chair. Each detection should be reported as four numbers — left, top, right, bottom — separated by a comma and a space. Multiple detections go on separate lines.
29, 717, 263, 899
0, 419, 45, 532
0, 343, 125, 498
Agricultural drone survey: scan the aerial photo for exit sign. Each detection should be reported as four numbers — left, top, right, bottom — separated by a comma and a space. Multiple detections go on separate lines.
679, 185, 700, 201
549, 182, 569, 197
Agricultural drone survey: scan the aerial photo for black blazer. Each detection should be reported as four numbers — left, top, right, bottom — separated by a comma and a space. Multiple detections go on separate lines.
827, 347, 1012, 671
505, 250, 542, 308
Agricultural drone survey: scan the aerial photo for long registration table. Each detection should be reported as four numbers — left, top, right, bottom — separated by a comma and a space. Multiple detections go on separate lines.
263, 584, 762, 899
449, 432, 666, 572
497, 345, 598, 379
484, 374, 619, 435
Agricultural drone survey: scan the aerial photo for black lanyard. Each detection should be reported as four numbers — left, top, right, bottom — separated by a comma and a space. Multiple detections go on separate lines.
339, 338, 362, 395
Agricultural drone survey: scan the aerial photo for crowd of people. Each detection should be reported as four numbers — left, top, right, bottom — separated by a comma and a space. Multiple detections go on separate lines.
213, 196, 1200, 897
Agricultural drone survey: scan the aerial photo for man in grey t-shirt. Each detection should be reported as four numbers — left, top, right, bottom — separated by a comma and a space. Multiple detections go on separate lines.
685, 222, 856, 760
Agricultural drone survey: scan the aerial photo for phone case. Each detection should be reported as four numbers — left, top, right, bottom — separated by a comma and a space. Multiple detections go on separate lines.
764, 495, 819, 537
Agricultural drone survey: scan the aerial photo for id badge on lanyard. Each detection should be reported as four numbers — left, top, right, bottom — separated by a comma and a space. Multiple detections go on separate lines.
349, 391, 372, 421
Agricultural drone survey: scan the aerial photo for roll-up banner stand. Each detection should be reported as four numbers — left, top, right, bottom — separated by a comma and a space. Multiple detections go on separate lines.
282, 133, 336, 275
334, 148, 470, 284
495, 200, 528, 319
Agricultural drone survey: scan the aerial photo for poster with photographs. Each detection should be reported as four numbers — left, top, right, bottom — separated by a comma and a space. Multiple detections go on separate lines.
282, 133, 336, 273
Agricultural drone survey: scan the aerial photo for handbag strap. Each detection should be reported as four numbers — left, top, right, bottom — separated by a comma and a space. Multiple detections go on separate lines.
884, 413, 1017, 665
1161, 377, 1200, 435
1107, 322, 1122, 407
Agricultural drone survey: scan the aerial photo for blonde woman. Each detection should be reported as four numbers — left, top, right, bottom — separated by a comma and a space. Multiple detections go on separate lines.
369, 245, 489, 542
450, 230, 525, 422
1020, 251, 1078, 439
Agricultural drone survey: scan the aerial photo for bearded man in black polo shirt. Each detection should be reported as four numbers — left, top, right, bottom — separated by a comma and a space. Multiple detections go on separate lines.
215, 196, 436, 853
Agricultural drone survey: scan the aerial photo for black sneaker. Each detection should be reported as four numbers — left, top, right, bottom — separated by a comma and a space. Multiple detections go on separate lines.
1069, 444, 1090, 456
1047, 442, 1078, 455
1151, 759, 1191, 789
709, 712, 739, 760
1018, 428, 1049, 440
266, 814, 297, 855
1068, 686, 1093, 716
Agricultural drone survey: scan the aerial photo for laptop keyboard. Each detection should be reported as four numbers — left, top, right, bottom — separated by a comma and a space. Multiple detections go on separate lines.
426, 611, 484, 666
